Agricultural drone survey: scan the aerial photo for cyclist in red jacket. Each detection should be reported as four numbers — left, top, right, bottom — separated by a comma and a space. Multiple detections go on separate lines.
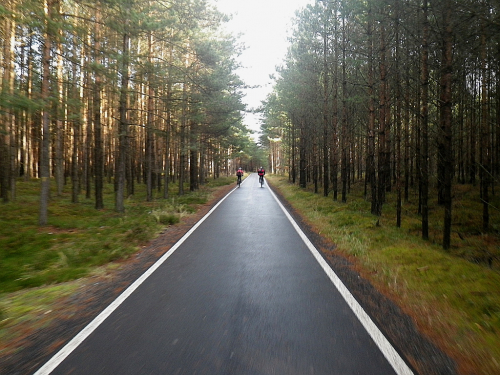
257, 167, 265, 186
236, 167, 243, 186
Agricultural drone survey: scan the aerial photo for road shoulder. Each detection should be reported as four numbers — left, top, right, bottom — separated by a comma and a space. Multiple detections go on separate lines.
268, 182, 457, 375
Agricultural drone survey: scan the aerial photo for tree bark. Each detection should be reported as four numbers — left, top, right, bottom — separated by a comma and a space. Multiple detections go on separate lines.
331, 17, 339, 201
439, 1, 454, 250
163, 44, 174, 199
146, 31, 154, 201
299, 119, 307, 189
322, 2, 330, 197
421, 0, 430, 240
190, 120, 199, 192
341, 14, 348, 203
94, 5, 104, 209
179, 74, 188, 196
395, 1, 402, 228
39, 0, 53, 226
116, 30, 130, 212
480, 12, 490, 232
376, 19, 388, 216
1, 6, 16, 203
367, 5, 377, 215
55, 0, 64, 197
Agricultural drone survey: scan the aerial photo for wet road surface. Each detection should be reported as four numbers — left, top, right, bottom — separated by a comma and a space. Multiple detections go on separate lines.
35, 174, 412, 375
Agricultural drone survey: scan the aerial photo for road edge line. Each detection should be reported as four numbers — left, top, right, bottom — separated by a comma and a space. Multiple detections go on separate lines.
33, 186, 236, 375
267, 186, 414, 375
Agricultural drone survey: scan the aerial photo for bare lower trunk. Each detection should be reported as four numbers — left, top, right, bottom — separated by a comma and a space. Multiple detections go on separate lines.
116, 31, 130, 213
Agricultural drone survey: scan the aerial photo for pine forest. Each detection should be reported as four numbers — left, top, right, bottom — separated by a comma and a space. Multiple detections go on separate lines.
0, 0, 258, 221
2, 0, 500, 373
261, 0, 500, 254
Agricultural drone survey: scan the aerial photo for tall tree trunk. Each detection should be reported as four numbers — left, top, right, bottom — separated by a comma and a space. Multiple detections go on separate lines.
55, 0, 64, 197
331, 17, 339, 201
376, 19, 388, 216
39, 0, 53, 226
421, 0, 430, 240
179, 76, 188, 196
116, 30, 130, 212
322, 2, 330, 197
367, 5, 377, 215
126, 113, 134, 197
163, 44, 174, 199
1, 6, 16, 202
94, 5, 104, 209
146, 31, 154, 201
85, 49, 92, 201
439, 1, 454, 250
164, 102, 171, 199
299, 119, 307, 189
71, 29, 83, 204
404, 71, 410, 203
457, 75, 466, 184
480, 13, 490, 232
291, 118, 296, 184
190, 121, 199, 192
25, 30, 35, 181
199, 136, 206, 185
85, 80, 92, 200
341, 14, 348, 203
469, 81, 477, 185
71, 104, 80, 204
395, 1, 402, 228
313, 126, 318, 194
190, 148, 198, 191
496, 54, 500, 189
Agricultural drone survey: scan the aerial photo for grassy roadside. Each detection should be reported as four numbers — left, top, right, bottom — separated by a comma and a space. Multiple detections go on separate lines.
267, 175, 500, 375
0, 177, 235, 358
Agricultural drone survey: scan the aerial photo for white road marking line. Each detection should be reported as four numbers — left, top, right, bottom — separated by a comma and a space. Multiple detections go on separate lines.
267, 185, 414, 375
35, 179, 413, 375
33, 188, 236, 375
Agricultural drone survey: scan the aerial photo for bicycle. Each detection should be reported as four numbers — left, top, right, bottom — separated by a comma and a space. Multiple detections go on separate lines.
237, 175, 242, 188
259, 174, 264, 187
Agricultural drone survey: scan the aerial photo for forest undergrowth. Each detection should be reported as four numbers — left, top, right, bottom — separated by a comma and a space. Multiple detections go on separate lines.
267, 175, 500, 375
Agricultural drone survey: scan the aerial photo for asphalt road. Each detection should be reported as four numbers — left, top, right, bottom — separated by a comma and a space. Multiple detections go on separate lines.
35, 174, 413, 375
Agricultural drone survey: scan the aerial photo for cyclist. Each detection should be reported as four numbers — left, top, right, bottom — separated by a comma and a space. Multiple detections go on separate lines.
236, 167, 244, 186
257, 166, 265, 186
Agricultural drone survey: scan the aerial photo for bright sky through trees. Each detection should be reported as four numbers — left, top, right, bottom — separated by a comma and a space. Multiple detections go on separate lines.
211, 0, 313, 138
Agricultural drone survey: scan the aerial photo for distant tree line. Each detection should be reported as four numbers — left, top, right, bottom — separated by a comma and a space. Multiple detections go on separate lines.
261, 0, 500, 250
0, 0, 254, 223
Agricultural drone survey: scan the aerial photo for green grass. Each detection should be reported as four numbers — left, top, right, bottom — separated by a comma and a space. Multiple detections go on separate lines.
0, 282, 81, 349
268, 175, 500, 375
0, 177, 233, 294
